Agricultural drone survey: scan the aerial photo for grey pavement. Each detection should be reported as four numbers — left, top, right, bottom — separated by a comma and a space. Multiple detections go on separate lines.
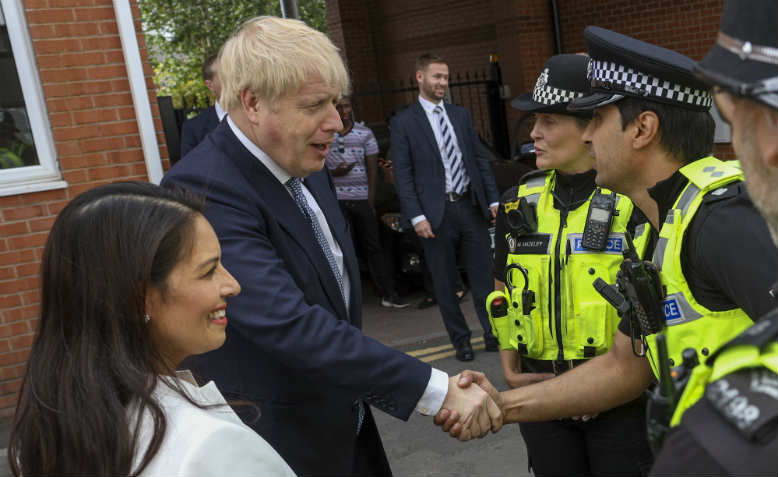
0, 288, 530, 476
364, 290, 530, 477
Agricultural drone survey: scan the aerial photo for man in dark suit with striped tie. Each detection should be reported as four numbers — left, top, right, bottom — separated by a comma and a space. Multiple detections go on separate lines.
392, 54, 501, 361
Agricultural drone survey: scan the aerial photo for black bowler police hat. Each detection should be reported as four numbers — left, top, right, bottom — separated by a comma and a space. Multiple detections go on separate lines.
694, 0, 778, 111
511, 54, 592, 117
568, 26, 712, 112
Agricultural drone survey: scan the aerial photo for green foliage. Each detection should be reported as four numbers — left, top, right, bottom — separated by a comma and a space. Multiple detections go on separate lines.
138, 0, 328, 109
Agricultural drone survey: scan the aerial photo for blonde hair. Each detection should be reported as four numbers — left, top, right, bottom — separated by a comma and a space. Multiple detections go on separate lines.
219, 16, 351, 111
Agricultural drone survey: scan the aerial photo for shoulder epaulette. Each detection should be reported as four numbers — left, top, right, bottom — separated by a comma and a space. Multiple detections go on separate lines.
518, 168, 551, 186
500, 185, 520, 203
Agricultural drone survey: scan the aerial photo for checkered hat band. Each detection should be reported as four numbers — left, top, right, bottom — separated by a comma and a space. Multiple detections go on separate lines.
591, 60, 713, 108
532, 84, 584, 106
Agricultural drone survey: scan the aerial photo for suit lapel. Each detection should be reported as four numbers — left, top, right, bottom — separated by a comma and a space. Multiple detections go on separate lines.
303, 173, 360, 322
412, 102, 443, 162
205, 107, 220, 132
219, 126, 349, 319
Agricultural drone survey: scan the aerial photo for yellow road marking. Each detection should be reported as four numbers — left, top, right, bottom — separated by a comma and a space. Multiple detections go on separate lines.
405, 336, 484, 358
406, 343, 452, 357
419, 343, 486, 363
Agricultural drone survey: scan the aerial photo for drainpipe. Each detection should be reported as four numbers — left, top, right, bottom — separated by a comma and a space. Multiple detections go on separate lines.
280, 0, 299, 19
551, 0, 563, 54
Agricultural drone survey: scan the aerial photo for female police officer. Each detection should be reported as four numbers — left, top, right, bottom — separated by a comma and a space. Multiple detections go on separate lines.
490, 54, 654, 476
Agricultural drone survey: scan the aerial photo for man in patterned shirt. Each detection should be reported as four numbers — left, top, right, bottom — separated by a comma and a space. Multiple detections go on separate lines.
326, 96, 409, 308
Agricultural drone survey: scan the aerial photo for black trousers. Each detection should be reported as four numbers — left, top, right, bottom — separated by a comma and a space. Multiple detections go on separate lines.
421, 198, 494, 346
518, 397, 654, 477
340, 200, 397, 298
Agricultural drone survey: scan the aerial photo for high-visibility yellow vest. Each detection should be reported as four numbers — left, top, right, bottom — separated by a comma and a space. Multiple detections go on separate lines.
646, 157, 753, 378
669, 311, 778, 427
489, 170, 641, 360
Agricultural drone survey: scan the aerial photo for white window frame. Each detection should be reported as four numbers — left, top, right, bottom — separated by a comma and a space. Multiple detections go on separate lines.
0, 0, 66, 196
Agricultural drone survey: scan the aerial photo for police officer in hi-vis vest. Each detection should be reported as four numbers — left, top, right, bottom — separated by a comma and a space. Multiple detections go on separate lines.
490, 54, 653, 476
436, 26, 777, 457
649, 1, 778, 475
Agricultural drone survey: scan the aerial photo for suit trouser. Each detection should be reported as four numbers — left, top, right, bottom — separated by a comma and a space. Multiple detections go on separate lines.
340, 199, 398, 298
421, 197, 494, 346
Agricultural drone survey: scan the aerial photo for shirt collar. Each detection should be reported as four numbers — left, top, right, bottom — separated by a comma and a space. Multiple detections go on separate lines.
647, 168, 689, 226
214, 101, 227, 121
226, 116, 292, 185
419, 95, 445, 115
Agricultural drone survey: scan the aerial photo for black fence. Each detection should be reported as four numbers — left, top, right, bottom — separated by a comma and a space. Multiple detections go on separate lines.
157, 96, 205, 165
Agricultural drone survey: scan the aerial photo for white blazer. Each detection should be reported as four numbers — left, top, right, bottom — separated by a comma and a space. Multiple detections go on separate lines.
132, 372, 295, 476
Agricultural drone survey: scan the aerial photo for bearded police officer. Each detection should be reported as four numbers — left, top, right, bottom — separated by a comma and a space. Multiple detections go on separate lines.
649, 2, 778, 475
437, 26, 778, 455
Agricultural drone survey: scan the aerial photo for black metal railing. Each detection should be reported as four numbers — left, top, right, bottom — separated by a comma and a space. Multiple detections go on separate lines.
351, 60, 510, 160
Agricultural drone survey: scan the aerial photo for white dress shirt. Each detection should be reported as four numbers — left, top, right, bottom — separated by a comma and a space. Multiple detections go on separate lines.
228, 117, 351, 305
227, 117, 448, 416
133, 372, 296, 476
214, 101, 227, 121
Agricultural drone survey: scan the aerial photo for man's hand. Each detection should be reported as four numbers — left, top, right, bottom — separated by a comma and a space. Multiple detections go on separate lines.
437, 373, 502, 441
435, 371, 503, 440
490, 204, 498, 218
414, 219, 435, 238
330, 162, 356, 177
504, 369, 555, 389
500, 349, 554, 389
378, 158, 394, 185
571, 413, 599, 421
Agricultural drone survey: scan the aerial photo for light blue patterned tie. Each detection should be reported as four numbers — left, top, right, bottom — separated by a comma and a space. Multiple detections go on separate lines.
286, 177, 363, 433
434, 105, 467, 195
286, 177, 346, 304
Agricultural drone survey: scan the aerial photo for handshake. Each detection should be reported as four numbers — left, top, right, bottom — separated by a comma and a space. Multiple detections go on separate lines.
433, 371, 504, 441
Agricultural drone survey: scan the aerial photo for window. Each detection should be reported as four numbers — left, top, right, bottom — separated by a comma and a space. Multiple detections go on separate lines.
0, 0, 64, 196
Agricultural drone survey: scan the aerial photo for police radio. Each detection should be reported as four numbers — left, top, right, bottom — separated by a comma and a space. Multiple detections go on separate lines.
592, 232, 665, 356
646, 336, 699, 454
581, 189, 617, 251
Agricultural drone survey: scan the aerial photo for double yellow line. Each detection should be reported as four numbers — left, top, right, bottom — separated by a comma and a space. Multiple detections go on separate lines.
405, 336, 485, 363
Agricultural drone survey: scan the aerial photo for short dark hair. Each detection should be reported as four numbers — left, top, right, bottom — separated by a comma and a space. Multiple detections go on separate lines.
416, 53, 448, 72
10, 182, 205, 476
202, 53, 219, 81
616, 98, 715, 164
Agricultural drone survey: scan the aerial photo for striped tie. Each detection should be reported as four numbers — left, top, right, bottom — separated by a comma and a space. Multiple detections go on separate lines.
434, 105, 467, 195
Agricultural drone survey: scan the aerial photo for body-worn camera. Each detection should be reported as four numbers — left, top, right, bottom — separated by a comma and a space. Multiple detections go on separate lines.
505, 197, 537, 236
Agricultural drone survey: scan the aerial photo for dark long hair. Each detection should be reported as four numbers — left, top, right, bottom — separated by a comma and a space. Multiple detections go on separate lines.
9, 182, 204, 476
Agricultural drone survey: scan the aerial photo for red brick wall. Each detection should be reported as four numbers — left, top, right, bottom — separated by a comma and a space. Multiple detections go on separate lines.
328, 0, 729, 155
556, 0, 722, 62
0, 0, 166, 416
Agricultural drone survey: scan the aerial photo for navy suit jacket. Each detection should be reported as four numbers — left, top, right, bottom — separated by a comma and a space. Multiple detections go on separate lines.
180, 106, 219, 158
391, 101, 499, 229
162, 121, 431, 476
